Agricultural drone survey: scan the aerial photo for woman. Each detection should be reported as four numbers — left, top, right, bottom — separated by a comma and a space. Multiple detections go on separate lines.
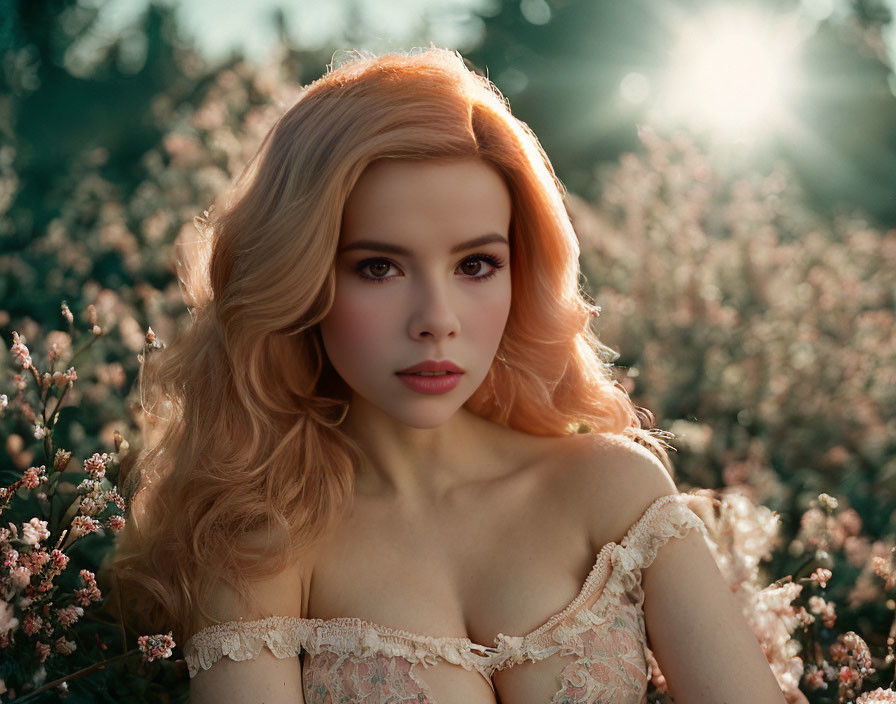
103, 47, 788, 703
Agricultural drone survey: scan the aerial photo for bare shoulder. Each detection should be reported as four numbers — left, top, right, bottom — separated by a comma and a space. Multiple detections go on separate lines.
186, 531, 309, 641
556, 432, 680, 550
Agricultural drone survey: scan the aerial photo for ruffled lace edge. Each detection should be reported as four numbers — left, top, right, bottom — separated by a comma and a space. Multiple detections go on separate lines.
183, 615, 499, 679
184, 616, 307, 678
604, 494, 708, 611
493, 494, 707, 669
184, 495, 707, 678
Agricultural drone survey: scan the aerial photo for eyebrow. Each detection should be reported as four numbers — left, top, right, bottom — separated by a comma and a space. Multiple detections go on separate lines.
339, 233, 509, 255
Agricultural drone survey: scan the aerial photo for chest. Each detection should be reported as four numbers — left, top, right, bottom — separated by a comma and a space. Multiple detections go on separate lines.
302, 459, 600, 648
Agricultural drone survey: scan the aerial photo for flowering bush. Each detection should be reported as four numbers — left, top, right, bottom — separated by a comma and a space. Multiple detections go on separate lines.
1, 40, 303, 702
0, 309, 180, 701
0, 41, 893, 702
571, 125, 896, 702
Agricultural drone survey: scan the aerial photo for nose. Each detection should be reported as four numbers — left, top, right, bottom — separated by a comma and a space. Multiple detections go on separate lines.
408, 278, 460, 341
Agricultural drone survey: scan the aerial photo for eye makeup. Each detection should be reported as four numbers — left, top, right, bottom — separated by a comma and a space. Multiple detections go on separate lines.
354, 253, 506, 284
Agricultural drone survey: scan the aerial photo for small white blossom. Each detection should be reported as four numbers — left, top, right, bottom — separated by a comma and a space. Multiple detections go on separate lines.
21, 518, 50, 547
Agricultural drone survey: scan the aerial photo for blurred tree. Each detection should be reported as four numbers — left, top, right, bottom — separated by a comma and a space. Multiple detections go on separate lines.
465, 0, 896, 227
2, 1, 189, 241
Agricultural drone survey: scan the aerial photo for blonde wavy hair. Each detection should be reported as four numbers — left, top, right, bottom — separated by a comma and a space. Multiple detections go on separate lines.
101, 46, 674, 645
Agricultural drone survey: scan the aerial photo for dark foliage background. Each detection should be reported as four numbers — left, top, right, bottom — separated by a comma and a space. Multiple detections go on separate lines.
1, 0, 894, 701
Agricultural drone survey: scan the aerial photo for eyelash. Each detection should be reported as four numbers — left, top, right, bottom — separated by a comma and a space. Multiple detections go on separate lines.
354, 253, 506, 284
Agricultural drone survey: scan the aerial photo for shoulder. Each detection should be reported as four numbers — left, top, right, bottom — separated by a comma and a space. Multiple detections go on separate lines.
186, 533, 310, 643
557, 432, 679, 551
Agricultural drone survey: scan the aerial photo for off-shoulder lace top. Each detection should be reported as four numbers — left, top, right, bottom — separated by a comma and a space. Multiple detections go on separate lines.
184, 493, 707, 703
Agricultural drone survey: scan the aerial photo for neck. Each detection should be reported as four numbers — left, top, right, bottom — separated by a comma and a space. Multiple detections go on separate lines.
339, 401, 505, 505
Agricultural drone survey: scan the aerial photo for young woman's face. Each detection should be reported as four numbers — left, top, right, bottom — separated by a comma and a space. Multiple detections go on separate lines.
319, 157, 513, 428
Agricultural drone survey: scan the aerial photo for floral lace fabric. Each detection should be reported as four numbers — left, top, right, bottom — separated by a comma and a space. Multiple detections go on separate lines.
184, 493, 707, 703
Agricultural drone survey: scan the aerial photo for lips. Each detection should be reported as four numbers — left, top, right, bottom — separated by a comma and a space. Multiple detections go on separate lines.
396, 360, 464, 375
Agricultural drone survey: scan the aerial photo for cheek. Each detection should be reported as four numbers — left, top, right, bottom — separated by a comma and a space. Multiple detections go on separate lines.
320, 284, 393, 359
467, 281, 512, 344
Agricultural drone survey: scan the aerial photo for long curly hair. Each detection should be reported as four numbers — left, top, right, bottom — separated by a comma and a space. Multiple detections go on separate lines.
101, 46, 674, 645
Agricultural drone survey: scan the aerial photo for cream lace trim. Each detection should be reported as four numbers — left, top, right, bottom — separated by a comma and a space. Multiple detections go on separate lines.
184, 494, 707, 679
184, 615, 499, 679
492, 493, 708, 669
184, 615, 307, 678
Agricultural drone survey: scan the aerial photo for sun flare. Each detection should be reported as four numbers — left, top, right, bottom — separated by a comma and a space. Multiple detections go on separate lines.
656, 6, 805, 140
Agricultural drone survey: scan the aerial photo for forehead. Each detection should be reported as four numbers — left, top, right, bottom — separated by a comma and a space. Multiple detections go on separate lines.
340, 158, 512, 248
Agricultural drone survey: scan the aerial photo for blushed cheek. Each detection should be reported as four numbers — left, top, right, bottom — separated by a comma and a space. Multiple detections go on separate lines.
322, 286, 394, 363
469, 287, 512, 349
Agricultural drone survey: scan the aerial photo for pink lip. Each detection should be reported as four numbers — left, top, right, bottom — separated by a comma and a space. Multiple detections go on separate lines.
396, 359, 464, 374
396, 371, 463, 395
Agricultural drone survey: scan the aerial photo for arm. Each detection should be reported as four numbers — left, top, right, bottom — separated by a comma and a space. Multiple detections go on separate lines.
190, 647, 304, 704
189, 557, 307, 704
642, 524, 788, 704
613, 442, 788, 704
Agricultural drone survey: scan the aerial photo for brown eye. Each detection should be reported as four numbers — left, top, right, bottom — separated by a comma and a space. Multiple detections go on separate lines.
368, 262, 390, 277
458, 254, 505, 281
460, 260, 483, 276
354, 258, 398, 283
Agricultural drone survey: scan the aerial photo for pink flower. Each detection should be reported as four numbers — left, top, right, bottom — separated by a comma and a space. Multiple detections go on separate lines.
837, 508, 863, 537
844, 536, 872, 568
22, 612, 42, 636
795, 606, 815, 627
137, 631, 176, 662
830, 631, 875, 676
34, 640, 50, 663
45, 330, 71, 362
20, 465, 47, 490
9, 565, 31, 589
56, 604, 84, 627
74, 569, 102, 606
54, 449, 72, 471
107, 515, 126, 532
10, 331, 33, 369
839, 666, 860, 686
105, 489, 126, 511
18, 548, 50, 574
809, 567, 833, 589
78, 497, 99, 517
872, 555, 896, 590
47, 548, 69, 575
799, 507, 827, 547
69, 515, 98, 539
54, 636, 77, 655
21, 518, 49, 547
2, 547, 18, 568
804, 665, 827, 690
808, 595, 837, 627
82, 453, 107, 480
855, 688, 896, 703
0, 601, 19, 637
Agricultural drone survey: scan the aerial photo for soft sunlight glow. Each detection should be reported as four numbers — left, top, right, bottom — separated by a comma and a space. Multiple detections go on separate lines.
620, 72, 650, 104
657, 6, 805, 140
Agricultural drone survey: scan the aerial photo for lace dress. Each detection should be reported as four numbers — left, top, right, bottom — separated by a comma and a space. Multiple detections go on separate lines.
184, 493, 707, 703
